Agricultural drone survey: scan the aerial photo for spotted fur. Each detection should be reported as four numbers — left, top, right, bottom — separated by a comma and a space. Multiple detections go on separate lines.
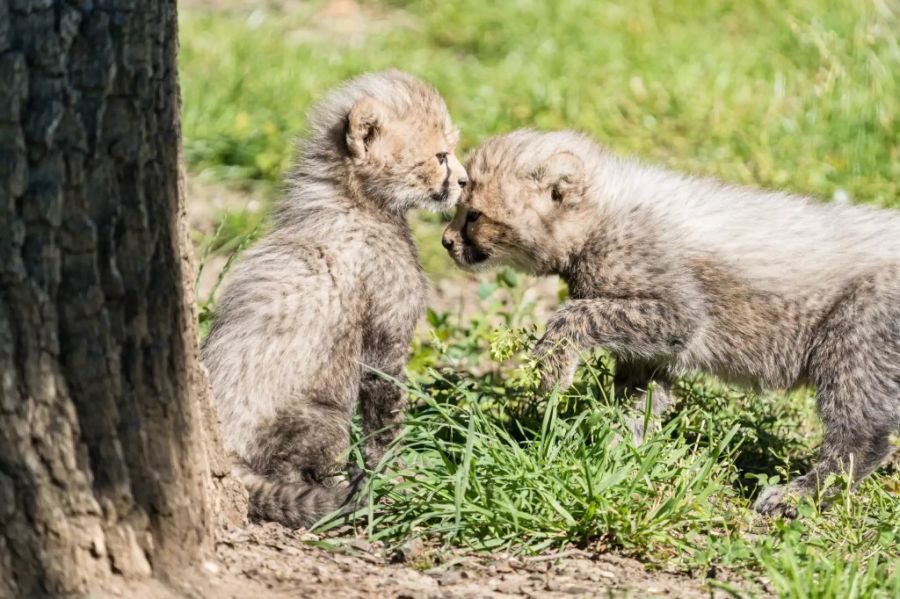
443, 129, 900, 517
202, 71, 467, 528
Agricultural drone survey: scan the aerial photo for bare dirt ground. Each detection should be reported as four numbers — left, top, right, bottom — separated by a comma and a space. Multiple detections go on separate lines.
106, 523, 719, 598
208, 523, 718, 599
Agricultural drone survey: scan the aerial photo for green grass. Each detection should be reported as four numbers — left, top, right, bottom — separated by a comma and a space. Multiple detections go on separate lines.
317, 286, 900, 597
180, 0, 899, 200
180, 1, 900, 596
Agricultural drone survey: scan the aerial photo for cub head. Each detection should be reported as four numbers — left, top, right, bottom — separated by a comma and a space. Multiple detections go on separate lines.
442, 130, 598, 275
308, 70, 467, 213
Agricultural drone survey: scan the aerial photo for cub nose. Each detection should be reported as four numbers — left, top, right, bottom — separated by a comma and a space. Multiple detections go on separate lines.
457, 176, 468, 188
441, 235, 455, 250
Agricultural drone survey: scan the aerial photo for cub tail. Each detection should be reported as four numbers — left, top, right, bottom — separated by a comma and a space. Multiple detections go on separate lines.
234, 462, 364, 529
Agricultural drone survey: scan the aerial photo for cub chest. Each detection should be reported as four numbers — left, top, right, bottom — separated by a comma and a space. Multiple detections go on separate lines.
361, 247, 427, 362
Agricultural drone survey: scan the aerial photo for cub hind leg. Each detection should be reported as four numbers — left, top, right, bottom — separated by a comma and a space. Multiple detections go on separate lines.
755, 271, 900, 517
241, 382, 361, 528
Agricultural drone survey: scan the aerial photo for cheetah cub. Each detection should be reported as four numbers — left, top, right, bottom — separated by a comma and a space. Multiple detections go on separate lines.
203, 71, 467, 528
442, 129, 900, 516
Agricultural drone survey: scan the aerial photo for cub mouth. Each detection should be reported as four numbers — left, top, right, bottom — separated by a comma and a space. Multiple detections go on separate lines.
430, 182, 461, 207
429, 169, 463, 206
452, 221, 489, 265
461, 243, 489, 265
430, 188, 450, 204
447, 236, 489, 268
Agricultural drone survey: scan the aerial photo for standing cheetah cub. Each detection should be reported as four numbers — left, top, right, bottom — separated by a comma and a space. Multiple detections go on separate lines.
442, 129, 900, 516
203, 71, 467, 528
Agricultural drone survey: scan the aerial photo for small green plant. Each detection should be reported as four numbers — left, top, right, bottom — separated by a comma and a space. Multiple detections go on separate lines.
194, 215, 262, 339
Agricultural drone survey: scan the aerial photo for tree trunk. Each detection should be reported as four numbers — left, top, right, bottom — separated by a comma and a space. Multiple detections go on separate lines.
0, 1, 244, 595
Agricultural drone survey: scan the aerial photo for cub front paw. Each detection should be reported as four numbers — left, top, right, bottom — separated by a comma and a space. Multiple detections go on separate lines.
533, 338, 577, 392
753, 483, 800, 519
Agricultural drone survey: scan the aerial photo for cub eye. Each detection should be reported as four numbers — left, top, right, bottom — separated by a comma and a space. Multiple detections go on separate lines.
466, 210, 481, 224
436, 152, 449, 165
551, 187, 563, 202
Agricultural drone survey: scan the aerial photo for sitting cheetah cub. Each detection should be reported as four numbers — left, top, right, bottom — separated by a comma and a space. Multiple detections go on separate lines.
442, 129, 900, 516
203, 71, 467, 528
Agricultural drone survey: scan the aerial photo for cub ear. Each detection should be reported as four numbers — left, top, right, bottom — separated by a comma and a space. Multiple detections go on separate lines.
346, 96, 385, 158
535, 151, 585, 203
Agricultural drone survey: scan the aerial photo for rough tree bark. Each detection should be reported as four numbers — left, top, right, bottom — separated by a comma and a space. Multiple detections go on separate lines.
0, 1, 244, 596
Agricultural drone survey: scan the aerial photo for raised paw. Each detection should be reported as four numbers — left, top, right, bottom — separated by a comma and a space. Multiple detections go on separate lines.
753, 483, 801, 519
533, 338, 578, 393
